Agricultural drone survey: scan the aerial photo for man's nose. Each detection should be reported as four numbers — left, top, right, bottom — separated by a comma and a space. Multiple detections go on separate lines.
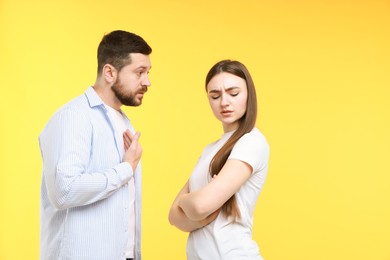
142, 74, 151, 87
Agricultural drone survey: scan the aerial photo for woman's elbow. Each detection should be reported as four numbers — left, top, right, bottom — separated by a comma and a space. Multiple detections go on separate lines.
168, 210, 189, 232
168, 209, 176, 226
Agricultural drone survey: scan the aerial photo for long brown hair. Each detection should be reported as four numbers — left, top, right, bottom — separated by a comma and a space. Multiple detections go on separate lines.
206, 60, 258, 219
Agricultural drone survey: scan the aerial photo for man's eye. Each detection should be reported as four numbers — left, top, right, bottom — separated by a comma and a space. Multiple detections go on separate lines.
136, 70, 145, 76
211, 96, 220, 100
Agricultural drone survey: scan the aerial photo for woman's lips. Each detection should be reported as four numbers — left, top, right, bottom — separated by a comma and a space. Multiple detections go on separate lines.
221, 110, 233, 116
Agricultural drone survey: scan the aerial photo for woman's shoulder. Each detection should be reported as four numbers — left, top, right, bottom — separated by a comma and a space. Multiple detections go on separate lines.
233, 127, 270, 160
229, 128, 270, 172
238, 128, 269, 147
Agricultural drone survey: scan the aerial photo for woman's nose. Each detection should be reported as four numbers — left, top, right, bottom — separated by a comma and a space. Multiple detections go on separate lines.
220, 95, 229, 107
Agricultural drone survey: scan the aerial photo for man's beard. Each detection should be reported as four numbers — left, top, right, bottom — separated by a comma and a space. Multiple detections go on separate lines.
112, 79, 141, 107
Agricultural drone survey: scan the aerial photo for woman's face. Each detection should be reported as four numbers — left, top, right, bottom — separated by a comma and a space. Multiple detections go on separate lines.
206, 72, 248, 132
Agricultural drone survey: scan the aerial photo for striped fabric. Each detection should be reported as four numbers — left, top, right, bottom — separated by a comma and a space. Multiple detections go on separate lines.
39, 86, 142, 260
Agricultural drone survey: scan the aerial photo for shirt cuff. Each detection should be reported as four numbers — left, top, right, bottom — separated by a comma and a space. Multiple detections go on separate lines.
114, 162, 134, 185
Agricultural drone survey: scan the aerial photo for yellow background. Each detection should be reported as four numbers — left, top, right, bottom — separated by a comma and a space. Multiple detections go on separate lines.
1, 0, 389, 259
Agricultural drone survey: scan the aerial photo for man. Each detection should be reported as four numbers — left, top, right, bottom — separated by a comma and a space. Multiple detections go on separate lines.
39, 30, 152, 260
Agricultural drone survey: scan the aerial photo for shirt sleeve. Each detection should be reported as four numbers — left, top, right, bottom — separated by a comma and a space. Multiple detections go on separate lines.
39, 106, 133, 210
228, 130, 270, 174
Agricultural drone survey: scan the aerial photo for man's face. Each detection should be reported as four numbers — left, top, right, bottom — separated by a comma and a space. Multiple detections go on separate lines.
112, 53, 152, 106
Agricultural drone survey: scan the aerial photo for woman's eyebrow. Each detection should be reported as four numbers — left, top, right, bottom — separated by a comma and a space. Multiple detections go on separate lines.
225, 86, 239, 91
208, 89, 221, 94
208, 86, 240, 94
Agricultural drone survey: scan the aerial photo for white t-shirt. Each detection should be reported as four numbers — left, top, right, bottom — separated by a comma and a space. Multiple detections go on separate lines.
105, 105, 136, 258
187, 128, 270, 260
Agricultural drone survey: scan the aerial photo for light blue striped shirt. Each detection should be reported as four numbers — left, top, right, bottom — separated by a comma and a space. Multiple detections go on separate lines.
39, 86, 142, 260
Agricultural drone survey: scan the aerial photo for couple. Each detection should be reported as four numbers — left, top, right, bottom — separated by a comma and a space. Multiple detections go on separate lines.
39, 30, 270, 260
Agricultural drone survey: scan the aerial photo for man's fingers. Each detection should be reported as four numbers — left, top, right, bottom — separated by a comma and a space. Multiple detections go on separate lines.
123, 134, 130, 149
130, 132, 141, 147
125, 129, 134, 140
124, 131, 141, 149
123, 130, 135, 150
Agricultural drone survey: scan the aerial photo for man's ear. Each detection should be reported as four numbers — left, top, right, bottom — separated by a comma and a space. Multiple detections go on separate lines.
102, 64, 117, 84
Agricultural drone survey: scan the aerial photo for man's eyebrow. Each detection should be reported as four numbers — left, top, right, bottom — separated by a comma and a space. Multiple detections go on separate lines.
134, 65, 152, 71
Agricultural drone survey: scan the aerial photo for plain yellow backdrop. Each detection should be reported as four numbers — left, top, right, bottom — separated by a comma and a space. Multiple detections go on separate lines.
1, 0, 389, 259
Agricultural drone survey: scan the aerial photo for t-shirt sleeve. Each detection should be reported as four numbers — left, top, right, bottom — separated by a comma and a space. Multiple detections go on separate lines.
228, 130, 270, 174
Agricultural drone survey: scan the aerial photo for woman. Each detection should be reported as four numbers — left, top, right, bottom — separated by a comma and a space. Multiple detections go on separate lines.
169, 60, 270, 259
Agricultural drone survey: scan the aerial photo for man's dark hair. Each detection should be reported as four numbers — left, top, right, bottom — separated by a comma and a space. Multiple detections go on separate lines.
97, 30, 152, 75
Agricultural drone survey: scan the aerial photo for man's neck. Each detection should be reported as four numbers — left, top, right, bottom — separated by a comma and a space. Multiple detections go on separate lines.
92, 83, 121, 111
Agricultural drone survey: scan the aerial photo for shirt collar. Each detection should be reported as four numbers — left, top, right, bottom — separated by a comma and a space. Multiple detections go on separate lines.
85, 86, 105, 109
